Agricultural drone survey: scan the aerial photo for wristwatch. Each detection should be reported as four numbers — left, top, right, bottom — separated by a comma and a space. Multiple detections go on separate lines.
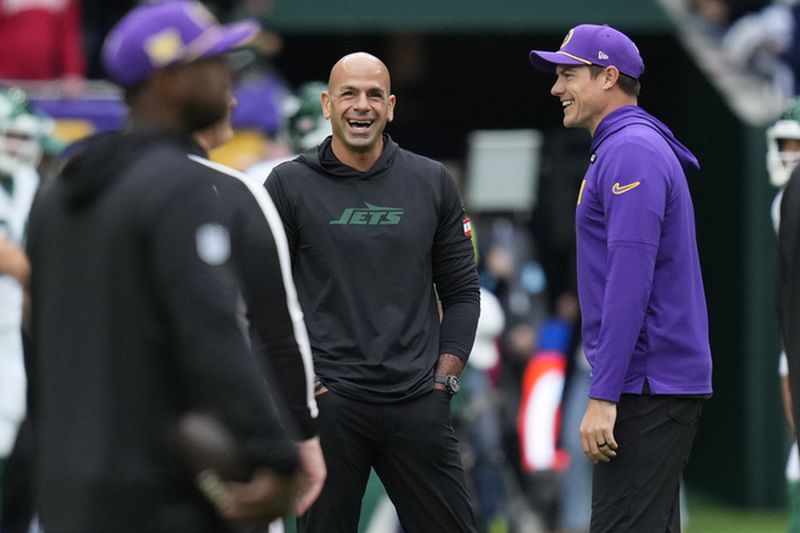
433, 374, 461, 396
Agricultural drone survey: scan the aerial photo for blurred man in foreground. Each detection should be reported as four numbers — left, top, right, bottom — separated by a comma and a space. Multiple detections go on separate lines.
26, 3, 300, 530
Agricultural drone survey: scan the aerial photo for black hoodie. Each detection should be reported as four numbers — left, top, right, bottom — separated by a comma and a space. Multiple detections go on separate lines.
187, 146, 318, 440
26, 129, 298, 532
266, 135, 480, 403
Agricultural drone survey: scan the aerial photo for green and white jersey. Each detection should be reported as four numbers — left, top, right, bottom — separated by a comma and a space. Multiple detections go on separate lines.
0, 164, 38, 331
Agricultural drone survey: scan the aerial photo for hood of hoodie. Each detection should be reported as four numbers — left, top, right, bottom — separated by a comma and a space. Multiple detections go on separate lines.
59, 127, 184, 210
592, 105, 700, 174
298, 134, 399, 179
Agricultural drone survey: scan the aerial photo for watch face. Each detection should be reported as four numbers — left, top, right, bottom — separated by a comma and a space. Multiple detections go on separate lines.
447, 376, 461, 394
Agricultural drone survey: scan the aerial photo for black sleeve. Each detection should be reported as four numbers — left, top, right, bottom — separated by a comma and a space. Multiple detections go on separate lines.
24, 190, 45, 418
432, 164, 481, 361
780, 170, 800, 441
226, 181, 317, 440
149, 180, 298, 473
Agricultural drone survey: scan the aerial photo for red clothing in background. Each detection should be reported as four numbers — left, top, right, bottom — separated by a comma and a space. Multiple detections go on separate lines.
0, 0, 85, 79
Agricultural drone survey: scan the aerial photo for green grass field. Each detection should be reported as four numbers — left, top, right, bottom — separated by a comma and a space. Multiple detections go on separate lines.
687, 491, 789, 533
284, 483, 791, 532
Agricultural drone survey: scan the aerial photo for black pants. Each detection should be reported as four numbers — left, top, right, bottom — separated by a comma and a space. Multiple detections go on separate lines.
298, 390, 477, 533
590, 394, 703, 533
1, 419, 34, 533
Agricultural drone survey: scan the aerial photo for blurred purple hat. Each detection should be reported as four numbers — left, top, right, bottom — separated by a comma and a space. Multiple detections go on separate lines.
529, 24, 644, 80
102, 1, 259, 88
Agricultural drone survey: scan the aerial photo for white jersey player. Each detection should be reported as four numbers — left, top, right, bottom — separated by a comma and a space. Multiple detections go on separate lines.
0, 86, 50, 461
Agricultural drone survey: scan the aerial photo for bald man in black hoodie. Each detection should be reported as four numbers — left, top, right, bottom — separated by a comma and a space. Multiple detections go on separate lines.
266, 52, 480, 533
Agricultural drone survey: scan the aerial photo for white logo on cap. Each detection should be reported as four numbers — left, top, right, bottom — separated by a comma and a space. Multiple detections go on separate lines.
196, 223, 230, 266
598, 51, 609, 60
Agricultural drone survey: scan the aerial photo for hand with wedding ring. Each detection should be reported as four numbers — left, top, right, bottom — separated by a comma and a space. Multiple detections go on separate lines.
579, 398, 619, 464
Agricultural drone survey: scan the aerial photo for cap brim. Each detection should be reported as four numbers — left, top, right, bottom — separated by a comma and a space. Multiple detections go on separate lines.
197, 20, 260, 62
528, 50, 587, 73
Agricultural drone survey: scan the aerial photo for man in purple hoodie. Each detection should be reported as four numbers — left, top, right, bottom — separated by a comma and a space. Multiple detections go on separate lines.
529, 24, 713, 532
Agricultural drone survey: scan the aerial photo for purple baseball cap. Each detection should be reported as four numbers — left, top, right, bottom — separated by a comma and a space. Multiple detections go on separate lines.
529, 24, 644, 80
102, 1, 260, 88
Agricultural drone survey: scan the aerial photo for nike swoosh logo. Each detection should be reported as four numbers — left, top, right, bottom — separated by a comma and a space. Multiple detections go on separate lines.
612, 181, 641, 195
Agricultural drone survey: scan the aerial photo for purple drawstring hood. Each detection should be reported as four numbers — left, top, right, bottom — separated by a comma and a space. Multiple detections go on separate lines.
592, 105, 700, 174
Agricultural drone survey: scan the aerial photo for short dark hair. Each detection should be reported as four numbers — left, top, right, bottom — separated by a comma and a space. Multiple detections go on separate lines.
587, 64, 641, 98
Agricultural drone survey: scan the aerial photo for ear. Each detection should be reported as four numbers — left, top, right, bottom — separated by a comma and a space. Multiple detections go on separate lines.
387, 94, 396, 123
321, 90, 332, 120
603, 66, 621, 90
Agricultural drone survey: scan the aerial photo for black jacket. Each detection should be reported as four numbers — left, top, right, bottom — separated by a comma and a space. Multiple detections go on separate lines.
188, 151, 317, 439
266, 135, 480, 403
27, 129, 298, 532
781, 166, 800, 438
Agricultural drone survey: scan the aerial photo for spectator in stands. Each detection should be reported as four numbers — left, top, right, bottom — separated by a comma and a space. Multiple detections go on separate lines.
459, 287, 509, 532
0, 0, 85, 96
551, 292, 590, 533
721, 1, 796, 97
778, 1, 800, 98
246, 81, 331, 180
687, 0, 796, 97
688, 0, 772, 34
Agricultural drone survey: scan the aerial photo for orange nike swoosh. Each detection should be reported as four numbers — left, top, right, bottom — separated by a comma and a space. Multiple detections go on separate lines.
612, 181, 641, 195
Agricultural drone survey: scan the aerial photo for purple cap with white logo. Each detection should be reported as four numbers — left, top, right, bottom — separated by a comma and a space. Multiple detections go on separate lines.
102, 1, 259, 88
529, 24, 644, 80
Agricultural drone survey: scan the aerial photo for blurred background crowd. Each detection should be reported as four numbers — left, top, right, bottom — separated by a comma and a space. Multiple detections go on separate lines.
1, 0, 799, 532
